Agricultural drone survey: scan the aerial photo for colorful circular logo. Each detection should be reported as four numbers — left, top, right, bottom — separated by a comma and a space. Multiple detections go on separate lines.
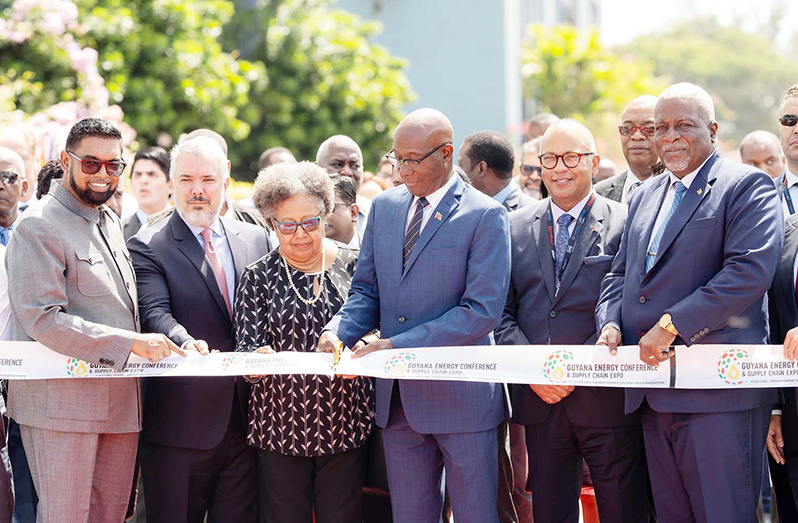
221, 354, 239, 371
717, 349, 749, 385
543, 350, 574, 381
384, 352, 417, 376
66, 357, 88, 377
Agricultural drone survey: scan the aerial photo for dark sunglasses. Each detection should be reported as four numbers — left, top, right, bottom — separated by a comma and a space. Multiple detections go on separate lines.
272, 216, 322, 236
66, 150, 126, 177
619, 124, 656, 137
520, 164, 542, 176
0, 171, 20, 185
780, 114, 798, 127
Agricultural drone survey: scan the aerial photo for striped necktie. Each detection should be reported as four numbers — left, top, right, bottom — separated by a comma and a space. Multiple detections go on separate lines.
403, 197, 429, 271
645, 181, 687, 273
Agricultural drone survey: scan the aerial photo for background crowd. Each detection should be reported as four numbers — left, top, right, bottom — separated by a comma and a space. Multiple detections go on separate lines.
0, 78, 795, 523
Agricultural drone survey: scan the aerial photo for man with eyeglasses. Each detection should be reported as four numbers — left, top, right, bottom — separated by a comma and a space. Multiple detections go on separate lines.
595, 95, 663, 204
496, 119, 650, 522
5, 117, 184, 521
0, 147, 29, 246
518, 137, 546, 200
320, 108, 511, 523
127, 136, 269, 522
596, 83, 783, 522
316, 135, 372, 238
774, 85, 798, 218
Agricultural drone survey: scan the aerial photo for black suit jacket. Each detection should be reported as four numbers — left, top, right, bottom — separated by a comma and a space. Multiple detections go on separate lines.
769, 213, 798, 450
122, 214, 141, 241
503, 184, 536, 212
127, 212, 272, 450
495, 195, 639, 427
593, 171, 627, 203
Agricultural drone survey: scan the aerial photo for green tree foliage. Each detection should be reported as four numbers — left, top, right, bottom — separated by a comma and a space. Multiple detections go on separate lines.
618, 17, 798, 143
223, 0, 414, 177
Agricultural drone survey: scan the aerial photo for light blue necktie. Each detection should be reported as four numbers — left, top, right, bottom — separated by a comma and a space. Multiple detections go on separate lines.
645, 181, 687, 273
0, 229, 8, 247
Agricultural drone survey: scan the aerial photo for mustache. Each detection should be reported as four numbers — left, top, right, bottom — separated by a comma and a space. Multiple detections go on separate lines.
187, 196, 211, 204
661, 144, 686, 153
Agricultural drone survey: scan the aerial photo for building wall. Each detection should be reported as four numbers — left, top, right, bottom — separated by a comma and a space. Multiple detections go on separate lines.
335, 0, 523, 152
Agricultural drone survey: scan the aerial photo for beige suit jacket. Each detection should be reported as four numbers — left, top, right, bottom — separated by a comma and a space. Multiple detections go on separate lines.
6, 183, 141, 433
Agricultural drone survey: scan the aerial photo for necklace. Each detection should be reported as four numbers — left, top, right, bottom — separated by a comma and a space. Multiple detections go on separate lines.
281, 246, 326, 306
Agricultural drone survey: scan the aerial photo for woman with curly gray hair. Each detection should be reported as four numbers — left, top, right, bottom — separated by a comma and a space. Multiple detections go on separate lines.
234, 161, 375, 522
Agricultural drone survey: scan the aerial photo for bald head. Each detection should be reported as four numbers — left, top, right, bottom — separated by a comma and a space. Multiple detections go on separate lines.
391, 108, 455, 197
540, 119, 599, 211
0, 128, 37, 202
0, 146, 29, 226
0, 147, 25, 176
316, 135, 364, 189
740, 130, 786, 179
657, 83, 715, 125
542, 119, 596, 152
623, 95, 658, 118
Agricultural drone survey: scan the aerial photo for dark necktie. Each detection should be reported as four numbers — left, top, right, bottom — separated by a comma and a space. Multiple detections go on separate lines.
403, 197, 429, 271
627, 180, 643, 201
554, 213, 574, 285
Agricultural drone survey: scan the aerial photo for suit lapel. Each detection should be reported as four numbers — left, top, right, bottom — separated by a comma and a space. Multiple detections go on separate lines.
222, 217, 248, 290
610, 172, 626, 202
532, 200, 556, 302
171, 213, 230, 319
401, 177, 463, 281
647, 152, 720, 274
554, 211, 603, 306
394, 188, 415, 281
504, 186, 520, 212
637, 175, 672, 280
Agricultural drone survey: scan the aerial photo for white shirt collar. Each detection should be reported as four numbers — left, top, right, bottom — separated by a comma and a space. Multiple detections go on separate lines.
785, 168, 798, 188
492, 182, 515, 205
551, 190, 594, 223
221, 196, 235, 217
185, 215, 224, 239
666, 150, 715, 191
412, 170, 457, 210
135, 208, 149, 226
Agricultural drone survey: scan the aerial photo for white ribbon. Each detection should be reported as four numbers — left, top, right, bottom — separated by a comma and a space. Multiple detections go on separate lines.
1, 341, 795, 389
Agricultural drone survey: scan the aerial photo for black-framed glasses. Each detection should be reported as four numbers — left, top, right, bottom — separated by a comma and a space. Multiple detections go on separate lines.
780, 114, 798, 127
330, 202, 353, 214
272, 216, 322, 235
538, 152, 595, 170
0, 171, 20, 185
520, 164, 542, 176
66, 150, 126, 177
385, 142, 452, 170
619, 124, 655, 137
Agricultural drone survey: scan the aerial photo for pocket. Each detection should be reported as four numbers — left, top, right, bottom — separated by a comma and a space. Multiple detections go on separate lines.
46, 378, 109, 421
75, 250, 114, 297
684, 216, 717, 230
583, 254, 614, 266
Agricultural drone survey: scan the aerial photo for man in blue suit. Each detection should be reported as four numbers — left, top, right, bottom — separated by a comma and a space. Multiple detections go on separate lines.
320, 108, 511, 522
596, 83, 784, 522
496, 120, 650, 522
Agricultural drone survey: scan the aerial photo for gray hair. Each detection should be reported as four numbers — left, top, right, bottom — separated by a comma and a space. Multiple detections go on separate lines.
521, 137, 544, 157
316, 135, 363, 164
658, 83, 716, 124
740, 130, 781, 156
253, 161, 334, 220
170, 136, 229, 179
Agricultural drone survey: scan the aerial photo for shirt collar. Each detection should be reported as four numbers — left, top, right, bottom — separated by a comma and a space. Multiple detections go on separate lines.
185, 215, 224, 239
0, 211, 21, 232
666, 151, 714, 191
492, 182, 515, 205
785, 168, 798, 188
222, 196, 235, 217
135, 208, 149, 225
412, 170, 457, 211
48, 182, 102, 224
551, 190, 594, 222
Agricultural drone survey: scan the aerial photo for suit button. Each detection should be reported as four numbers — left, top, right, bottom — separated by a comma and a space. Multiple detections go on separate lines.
549, 311, 556, 318
398, 316, 406, 323
107, 360, 114, 366
126, 282, 130, 289
639, 296, 646, 304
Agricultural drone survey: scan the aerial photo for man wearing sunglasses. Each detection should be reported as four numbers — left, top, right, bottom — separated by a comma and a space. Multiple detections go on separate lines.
595, 95, 663, 204
0, 147, 28, 246
775, 84, 798, 218
5, 118, 183, 522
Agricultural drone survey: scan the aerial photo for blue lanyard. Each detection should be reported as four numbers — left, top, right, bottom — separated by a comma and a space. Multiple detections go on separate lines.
546, 193, 596, 284
783, 174, 795, 215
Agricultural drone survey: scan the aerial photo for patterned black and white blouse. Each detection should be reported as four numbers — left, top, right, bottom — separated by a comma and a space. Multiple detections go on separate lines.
233, 244, 374, 457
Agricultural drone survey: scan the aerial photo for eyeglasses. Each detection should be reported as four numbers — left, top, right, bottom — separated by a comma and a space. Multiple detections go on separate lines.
0, 171, 20, 185
619, 125, 655, 137
272, 216, 322, 235
780, 114, 798, 127
330, 202, 352, 214
385, 142, 452, 170
520, 164, 542, 176
66, 150, 126, 177
538, 152, 595, 170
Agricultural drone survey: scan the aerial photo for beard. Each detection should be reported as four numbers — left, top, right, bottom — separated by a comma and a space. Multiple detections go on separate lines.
68, 173, 115, 206
176, 195, 224, 228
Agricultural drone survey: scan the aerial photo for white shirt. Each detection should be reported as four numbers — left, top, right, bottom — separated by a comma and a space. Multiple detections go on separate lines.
185, 216, 237, 304
405, 172, 458, 234
780, 169, 798, 218
492, 182, 515, 205
648, 153, 713, 250
551, 191, 594, 239
135, 208, 149, 226
621, 171, 644, 205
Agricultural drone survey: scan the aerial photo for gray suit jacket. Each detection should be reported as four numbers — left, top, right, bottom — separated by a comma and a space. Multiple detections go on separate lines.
594, 171, 627, 203
122, 214, 141, 241
6, 183, 141, 434
503, 184, 536, 212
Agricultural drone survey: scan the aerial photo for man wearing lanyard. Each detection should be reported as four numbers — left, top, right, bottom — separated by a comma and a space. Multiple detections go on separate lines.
778, 85, 798, 218
496, 120, 651, 522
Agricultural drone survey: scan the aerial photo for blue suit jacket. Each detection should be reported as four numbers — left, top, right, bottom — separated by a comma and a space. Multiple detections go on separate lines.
596, 150, 783, 414
496, 195, 638, 428
326, 175, 511, 434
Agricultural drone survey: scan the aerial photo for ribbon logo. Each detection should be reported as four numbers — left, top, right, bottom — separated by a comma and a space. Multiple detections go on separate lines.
66, 357, 88, 377
717, 349, 749, 385
384, 352, 417, 376
543, 350, 574, 382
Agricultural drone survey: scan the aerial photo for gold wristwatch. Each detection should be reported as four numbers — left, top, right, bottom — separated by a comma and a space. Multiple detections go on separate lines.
658, 313, 679, 336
